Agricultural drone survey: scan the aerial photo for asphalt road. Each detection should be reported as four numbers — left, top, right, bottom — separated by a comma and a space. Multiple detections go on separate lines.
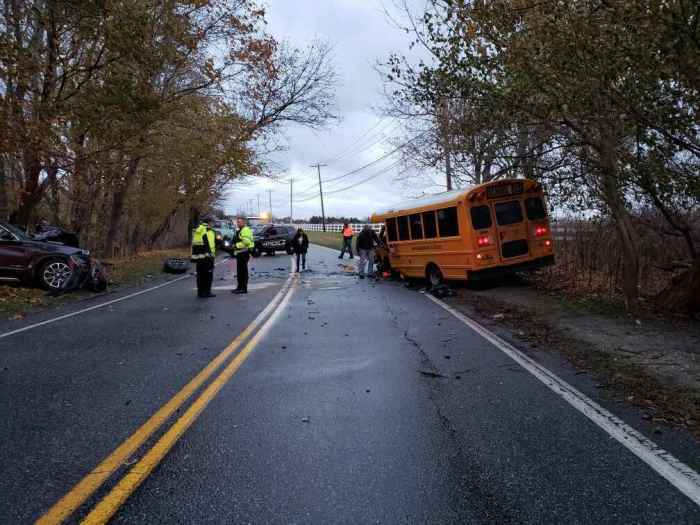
1, 245, 699, 524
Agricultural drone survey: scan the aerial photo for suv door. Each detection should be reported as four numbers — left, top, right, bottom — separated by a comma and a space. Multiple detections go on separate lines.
0, 226, 30, 281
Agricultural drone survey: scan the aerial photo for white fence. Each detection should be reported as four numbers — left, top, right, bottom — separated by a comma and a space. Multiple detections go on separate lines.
294, 223, 382, 233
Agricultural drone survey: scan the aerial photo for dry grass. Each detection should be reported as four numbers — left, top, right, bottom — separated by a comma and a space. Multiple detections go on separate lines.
306, 231, 343, 251
536, 217, 696, 316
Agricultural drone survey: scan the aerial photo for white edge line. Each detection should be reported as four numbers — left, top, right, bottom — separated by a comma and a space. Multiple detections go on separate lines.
426, 293, 700, 508
0, 257, 233, 341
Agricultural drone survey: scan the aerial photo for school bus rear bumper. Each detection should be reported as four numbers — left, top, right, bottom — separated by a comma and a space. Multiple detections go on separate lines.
467, 255, 555, 281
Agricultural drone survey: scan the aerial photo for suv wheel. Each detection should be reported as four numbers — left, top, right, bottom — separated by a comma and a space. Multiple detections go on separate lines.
251, 247, 261, 258
39, 258, 74, 291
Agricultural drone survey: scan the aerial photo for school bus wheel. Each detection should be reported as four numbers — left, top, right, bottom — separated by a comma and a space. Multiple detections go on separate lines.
426, 263, 443, 288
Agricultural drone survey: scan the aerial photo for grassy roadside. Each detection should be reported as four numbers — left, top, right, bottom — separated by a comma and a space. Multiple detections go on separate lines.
0, 247, 190, 320
306, 231, 342, 251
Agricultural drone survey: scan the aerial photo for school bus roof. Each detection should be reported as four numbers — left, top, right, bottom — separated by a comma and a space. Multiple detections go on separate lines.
370, 188, 473, 221
370, 178, 537, 222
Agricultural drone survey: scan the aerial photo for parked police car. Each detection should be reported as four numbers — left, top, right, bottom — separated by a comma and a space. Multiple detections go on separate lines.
250, 224, 296, 257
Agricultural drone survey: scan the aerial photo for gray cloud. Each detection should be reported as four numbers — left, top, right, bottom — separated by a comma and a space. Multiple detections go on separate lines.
224, 0, 440, 220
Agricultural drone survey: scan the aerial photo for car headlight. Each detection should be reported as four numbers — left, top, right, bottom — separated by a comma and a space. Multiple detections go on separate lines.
81, 249, 90, 256
216, 233, 222, 240
223, 240, 231, 247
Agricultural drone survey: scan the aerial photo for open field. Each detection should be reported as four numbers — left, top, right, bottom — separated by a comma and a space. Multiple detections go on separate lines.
306, 230, 342, 251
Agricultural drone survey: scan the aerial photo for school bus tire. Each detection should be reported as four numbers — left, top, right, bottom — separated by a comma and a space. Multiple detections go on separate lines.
426, 263, 444, 288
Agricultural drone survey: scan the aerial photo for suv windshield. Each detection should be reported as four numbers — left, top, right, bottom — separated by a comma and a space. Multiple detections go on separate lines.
3, 223, 30, 240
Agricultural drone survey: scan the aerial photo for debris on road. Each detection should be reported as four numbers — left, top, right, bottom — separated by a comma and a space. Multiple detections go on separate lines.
163, 257, 190, 274
419, 370, 447, 379
430, 284, 455, 297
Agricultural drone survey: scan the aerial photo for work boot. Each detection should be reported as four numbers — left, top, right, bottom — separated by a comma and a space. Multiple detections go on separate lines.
201, 293, 216, 298
232, 289, 247, 294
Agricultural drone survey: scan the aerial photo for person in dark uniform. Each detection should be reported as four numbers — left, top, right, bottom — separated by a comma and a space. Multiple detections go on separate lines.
232, 217, 254, 294
191, 215, 216, 298
292, 227, 309, 272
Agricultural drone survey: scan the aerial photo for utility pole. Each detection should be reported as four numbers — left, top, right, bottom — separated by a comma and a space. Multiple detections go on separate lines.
310, 163, 327, 231
440, 96, 453, 191
289, 179, 293, 223
267, 190, 272, 221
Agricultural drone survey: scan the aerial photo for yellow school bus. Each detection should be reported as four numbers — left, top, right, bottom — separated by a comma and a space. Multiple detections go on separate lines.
371, 178, 554, 286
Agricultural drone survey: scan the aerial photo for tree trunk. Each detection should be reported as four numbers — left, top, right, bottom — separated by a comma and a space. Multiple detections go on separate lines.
104, 157, 139, 258
14, 150, 43, 227
70, 133, 88, 234
0, 155, 9, 221
47, 166, 61, 224
597, 130, 640, 311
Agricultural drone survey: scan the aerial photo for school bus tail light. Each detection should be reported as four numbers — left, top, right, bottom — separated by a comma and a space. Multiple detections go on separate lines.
535, 225, 548, 237
544, 239, 552, 248
477, 234, 491, 247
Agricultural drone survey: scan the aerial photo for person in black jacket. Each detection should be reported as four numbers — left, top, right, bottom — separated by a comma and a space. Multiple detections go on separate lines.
292, 227, 309, 272
355, 225, 380, 279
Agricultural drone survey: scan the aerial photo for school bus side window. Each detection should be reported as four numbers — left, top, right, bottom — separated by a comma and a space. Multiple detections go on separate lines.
470, 205, 492, 230
422, 211, 437, 238
409, 214, 423, 239
386, 218, 398, 242
397, 216, 410, 241
437, 207, 459, 237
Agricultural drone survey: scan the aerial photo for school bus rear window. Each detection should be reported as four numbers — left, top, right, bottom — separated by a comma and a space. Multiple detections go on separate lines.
386, 218, 397, 242
525, 197, 546, 220
422, 211, 437, 238
495, 201, 523, 226
437, 207, 459, 237
397, 216, 410, 240
470, 205, 492, 230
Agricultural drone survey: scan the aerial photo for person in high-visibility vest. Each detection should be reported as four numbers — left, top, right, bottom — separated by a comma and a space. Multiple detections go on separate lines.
232, 217, 255, 294
339, 223, 354, 259
191, 215, 217, 298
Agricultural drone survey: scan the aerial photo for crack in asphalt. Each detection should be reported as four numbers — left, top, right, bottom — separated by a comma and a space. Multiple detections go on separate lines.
383, 295, 521, 523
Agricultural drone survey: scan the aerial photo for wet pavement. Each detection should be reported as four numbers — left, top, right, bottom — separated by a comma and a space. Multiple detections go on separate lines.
1, 246, 699, 523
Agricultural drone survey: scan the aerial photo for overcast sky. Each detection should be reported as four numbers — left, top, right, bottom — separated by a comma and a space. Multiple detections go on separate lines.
222, 0, 440, 220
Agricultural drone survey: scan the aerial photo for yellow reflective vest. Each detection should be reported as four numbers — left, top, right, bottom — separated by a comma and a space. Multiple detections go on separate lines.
235, 225, 254, 255
191, 224, 216, 260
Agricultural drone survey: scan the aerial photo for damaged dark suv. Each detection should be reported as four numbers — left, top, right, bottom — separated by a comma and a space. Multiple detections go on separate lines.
0, 223, 105, 292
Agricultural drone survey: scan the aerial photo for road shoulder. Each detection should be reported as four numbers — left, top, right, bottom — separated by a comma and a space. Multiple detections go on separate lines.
444, 282, 700, 440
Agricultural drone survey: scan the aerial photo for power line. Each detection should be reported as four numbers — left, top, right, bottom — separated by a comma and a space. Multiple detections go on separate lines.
320, 118, 394, 164
293, 159, 403, 203
297, 138, 416, 196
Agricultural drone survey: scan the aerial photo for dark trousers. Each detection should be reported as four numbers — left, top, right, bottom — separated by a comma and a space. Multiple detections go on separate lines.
236, 252, 250, 291
195, 258, 214, 296
295, 252, 306, 271
339, 237, 353, 258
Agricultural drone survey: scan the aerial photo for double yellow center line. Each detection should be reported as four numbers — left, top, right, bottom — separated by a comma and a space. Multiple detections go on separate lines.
38, 274, 297, 524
